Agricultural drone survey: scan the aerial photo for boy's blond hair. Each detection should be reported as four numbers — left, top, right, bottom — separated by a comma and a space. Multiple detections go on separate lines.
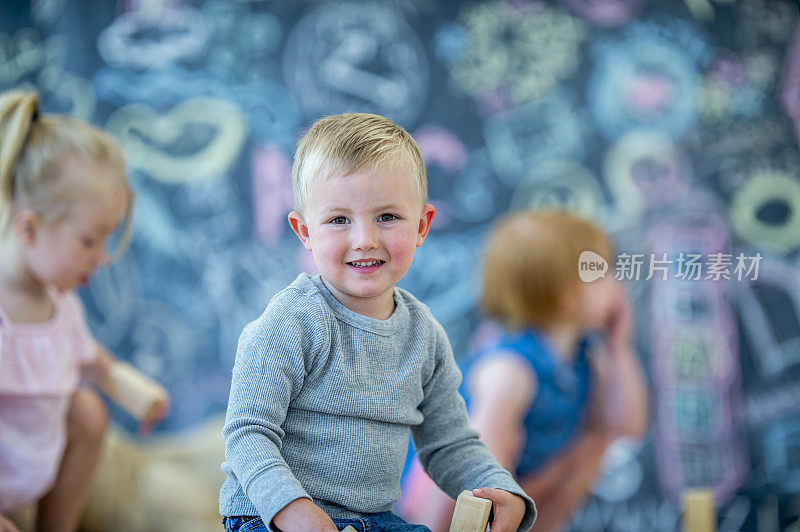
481, 210, 613, 329
292, 113, 427, 215
0, 90, 134, 260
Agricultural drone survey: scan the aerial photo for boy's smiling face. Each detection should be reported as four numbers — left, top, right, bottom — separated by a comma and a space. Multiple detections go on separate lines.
289, 164, 435, 320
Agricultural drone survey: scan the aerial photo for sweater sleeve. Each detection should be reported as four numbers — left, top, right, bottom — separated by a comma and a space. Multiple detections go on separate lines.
410, 321, 537, 532
222, 289, 326, 528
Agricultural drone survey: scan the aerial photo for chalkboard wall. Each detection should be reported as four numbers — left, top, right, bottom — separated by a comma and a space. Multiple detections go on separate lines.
2, 0, 799, 529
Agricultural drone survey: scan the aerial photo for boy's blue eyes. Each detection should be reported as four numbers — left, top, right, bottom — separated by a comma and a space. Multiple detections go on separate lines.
328, 214, 398, 224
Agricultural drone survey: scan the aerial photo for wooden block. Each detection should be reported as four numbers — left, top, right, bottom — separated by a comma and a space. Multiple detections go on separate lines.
340, 527, 357, 532
683, 489, 716, 532
101, 362, 168, 421
449, 490, 492, 532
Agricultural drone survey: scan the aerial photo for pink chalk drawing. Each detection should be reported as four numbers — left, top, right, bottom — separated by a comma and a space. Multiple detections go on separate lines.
251, 145, 294, 246
414, 126, 468, 231
709, 53, 747, 87
476, 87, 516, 116
561, 0, 647, 28
624, 72, 675, 115
779, 22, 800, 148
414, 125, 468, 173
647, 210, 748, 506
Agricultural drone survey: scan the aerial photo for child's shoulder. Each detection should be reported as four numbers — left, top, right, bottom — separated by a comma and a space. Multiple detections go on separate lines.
270, 273, 321, 302
393, 286, 449, 338
248, 273, 325, 326
393, 285, 429, 315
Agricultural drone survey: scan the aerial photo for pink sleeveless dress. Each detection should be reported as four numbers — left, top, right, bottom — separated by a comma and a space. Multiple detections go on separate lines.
0, 288, 96, 513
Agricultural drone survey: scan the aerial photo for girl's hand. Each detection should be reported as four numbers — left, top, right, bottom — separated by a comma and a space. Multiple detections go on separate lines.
0, 513, 21, 532
138, 392, 170, 435
471, 488, 525, 532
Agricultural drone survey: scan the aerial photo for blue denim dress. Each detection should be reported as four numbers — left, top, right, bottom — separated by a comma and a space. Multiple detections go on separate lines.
459, 329, 593, 477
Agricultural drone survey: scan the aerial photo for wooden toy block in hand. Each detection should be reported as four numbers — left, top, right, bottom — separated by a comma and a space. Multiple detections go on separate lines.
449, 490, 492, 532
100, 362, 168, 423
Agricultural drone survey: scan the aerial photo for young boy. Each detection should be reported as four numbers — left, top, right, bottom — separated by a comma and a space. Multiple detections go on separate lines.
219, 113, 536, 532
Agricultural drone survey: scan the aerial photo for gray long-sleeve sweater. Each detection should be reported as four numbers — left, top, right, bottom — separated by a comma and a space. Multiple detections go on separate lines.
219, 273, 536, 531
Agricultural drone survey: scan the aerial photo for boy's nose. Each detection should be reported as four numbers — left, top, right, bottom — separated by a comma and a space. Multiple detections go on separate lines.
352, 224, 379, 250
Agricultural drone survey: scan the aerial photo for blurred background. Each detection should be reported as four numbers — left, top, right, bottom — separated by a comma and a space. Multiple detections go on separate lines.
1, 0, 799, 530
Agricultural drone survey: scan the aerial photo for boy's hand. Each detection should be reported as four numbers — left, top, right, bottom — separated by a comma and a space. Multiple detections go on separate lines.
471, 488, 525, 532
272, 497, 339, 532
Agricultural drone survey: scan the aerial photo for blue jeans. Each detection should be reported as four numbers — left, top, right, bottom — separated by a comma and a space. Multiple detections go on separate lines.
222, 512, 431, 532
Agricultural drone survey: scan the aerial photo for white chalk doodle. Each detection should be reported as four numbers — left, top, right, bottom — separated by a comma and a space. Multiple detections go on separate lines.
97, 5, 209, 70
0, 28, 48, 86
450, 1, 587, 105
591, 438, 645, 504
745, 380, 800, 427
730, 170, 800, 254
568, 494, 681, 532
93, 66, 300, 149
283, 1, 428, 126
202, 0, 282, 83
106, 97, 248, 184
604, 130, 692, 227
702, 52, 768, 123
484, 95, 587, 186
560, 0, 646, 28
586, 19, 708, 139
0, 29, 96, 119
736, 253, 800, 378
763, 418, 800, 491
510, 160, 606, 223
32, 0, 67, 27
737, 0, 796, 47
683, 0, 735, 21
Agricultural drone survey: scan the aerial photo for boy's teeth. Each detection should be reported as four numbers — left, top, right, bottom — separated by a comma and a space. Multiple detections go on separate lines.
352, 260, 381, 267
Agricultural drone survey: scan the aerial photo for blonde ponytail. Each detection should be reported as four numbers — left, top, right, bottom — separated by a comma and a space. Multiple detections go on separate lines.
0, 89, 133, 259
0, 90, 40, 233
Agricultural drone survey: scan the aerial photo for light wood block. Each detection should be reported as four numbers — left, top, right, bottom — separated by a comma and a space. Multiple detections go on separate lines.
683, 489, 716, 532
449, 490, 492, 532
340, 527, 357, 532
101, 362, 168, 421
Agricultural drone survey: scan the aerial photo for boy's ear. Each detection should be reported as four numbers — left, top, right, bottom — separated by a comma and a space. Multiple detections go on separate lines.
288, 211, 313, 251
416, 204, 436, 247
13, 210, 40, 246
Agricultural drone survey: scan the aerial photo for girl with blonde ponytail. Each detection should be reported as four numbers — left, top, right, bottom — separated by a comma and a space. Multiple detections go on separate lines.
0, 90, 167, 532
